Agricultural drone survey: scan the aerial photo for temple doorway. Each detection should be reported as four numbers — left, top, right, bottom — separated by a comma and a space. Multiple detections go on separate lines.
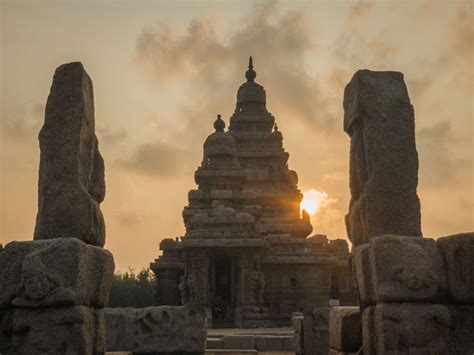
211, 255, 235, 325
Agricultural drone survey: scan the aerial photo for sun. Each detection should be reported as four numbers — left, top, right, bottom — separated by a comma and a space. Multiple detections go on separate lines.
300, 189, 330, 216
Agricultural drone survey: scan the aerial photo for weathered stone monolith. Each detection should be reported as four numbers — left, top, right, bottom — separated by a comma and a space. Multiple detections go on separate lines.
0, 62, 113, 355
343, 70, 422, 247
33, 62, 105, 247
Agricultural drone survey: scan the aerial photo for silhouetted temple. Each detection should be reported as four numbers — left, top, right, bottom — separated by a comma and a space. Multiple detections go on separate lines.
151, 58, 354, 327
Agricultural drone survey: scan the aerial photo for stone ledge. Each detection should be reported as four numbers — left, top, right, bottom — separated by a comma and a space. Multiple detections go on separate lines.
104, 305, 207, 353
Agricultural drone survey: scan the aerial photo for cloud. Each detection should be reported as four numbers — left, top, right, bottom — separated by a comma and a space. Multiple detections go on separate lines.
417, 120, 471, 188
300, 188, 345, 236
1, 102, 44, 140
347, 0, 374, 28
117, 211, 142, 228
116, 142, 190, 177
97, 127, 128, 145
133, 2, 336, 132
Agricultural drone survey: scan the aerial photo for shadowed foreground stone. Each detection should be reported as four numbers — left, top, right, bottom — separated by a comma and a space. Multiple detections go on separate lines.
9, 306, 105, 355
34, 62, 106, 247
343, 70, 422, 246
0, 238, 114, 309
363, 303, 451, 354
437, 232, 474, 303
329, 306, 361, 352
352, 235, 447, 305
0, 310, 13, 353
103, 305, 207, 353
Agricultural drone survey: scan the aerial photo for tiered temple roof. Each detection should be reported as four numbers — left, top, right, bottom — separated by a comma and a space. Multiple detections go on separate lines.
150, 58, 355, 322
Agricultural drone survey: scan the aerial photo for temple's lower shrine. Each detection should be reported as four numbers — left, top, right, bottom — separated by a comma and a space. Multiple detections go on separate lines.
151, 58, 355, 327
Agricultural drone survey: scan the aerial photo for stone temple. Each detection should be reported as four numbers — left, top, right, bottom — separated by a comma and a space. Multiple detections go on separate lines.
151, 58, 355, 328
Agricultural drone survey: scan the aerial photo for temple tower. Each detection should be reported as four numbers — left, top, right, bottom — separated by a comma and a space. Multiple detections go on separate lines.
151, 58, 355, 328
228, 57, 312, 239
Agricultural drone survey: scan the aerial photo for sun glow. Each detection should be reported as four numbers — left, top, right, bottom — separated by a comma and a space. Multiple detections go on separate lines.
300, 189, 333, 216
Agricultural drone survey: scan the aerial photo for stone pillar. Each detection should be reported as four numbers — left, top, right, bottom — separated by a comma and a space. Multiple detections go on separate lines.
34, 62, 106, 247
0, 62, 114, 354
343, 70, 422, 247
332, 70, 474, 354
186, 256, 210, 305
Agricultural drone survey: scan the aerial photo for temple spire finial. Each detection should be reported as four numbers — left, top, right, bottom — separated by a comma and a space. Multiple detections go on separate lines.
213, 114, 225, 132
245, 56, 257, 82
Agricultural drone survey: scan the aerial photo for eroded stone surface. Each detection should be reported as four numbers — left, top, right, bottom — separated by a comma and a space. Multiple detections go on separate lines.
329, 306, 361, 352
343, 70, 422, 246
34, 62, 106, 247
437, 232, 474, 303
352, 235, 446, 305
103, 305, 207, 352
351, 244, 375, 306
9, 306, 105, 355
363, 303, 451, 354
0, 310, 13, 353
0, 238, 114, 309
447, 305, 474, 354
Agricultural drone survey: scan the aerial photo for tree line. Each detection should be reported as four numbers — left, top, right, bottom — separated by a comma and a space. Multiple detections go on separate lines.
108, 268, 156, 308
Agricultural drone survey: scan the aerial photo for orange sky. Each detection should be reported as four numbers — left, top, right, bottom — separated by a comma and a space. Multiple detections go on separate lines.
1, 0, 473, 271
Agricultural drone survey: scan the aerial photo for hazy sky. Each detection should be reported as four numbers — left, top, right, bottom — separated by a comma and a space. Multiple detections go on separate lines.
1, 0, 473, 271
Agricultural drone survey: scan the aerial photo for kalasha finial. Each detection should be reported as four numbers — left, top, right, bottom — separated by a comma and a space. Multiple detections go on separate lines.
274, 123, 279, 132
245, 56, 257, 82
214, 114, 225, 132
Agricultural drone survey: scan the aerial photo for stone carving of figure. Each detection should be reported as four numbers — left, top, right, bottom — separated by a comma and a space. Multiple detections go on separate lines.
178, 275, 189, 304
186, 273, 196, 303
250, 258, 265, 305
258, 270, 265, 305
13, 254, 69, 307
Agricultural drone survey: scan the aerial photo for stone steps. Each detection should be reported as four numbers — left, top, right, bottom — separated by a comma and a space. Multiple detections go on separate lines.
206, 333, 296, 354
206, 351, 295, 355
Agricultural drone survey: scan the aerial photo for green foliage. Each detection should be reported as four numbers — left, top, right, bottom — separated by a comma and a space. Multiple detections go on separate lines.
108, 268, 156, 308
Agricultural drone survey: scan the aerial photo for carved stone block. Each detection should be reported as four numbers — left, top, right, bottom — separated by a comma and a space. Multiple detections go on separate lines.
329, 306, 361, 352
103, 305, 207, 352
303, 307, 329, 355
9, 306, 105, 355
0, 238, 114, 309
437, 232, 474, 303
353, 235, 446, 305
363, 303, 451, 355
